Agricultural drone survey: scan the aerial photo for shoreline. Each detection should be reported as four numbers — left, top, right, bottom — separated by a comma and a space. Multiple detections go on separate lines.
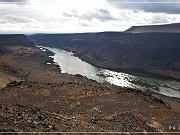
42, 46, 180, 99
39, 44, 179, 81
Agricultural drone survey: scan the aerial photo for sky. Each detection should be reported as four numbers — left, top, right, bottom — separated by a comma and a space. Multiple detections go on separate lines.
0, 0, 180, 33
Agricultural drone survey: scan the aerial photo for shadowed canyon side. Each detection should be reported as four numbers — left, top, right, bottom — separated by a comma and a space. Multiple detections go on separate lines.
0, 34, 180, 132
29, 24, 180, 80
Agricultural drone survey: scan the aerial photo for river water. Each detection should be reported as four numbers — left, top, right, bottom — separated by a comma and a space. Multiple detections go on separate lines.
39, 46, 180, 98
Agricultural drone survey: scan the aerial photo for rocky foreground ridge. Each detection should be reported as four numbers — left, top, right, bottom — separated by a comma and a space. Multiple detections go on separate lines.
0, 34, 180, 133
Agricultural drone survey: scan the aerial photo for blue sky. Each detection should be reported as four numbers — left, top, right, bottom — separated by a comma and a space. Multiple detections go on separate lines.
0, 0, 179, 33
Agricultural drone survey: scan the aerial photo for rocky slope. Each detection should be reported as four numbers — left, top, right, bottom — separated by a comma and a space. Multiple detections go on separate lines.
0, 34, 180, 133
125, 23, 180, 33
30, 31, 180, 80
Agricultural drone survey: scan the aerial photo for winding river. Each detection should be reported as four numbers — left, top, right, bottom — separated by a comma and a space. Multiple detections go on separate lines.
39, 46, 180, 98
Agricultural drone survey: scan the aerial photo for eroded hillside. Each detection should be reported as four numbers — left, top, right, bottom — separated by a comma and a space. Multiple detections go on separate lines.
0, 34, 180, 133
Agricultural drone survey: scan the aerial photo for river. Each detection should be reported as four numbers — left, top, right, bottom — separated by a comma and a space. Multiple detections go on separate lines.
39, 46, 180, 98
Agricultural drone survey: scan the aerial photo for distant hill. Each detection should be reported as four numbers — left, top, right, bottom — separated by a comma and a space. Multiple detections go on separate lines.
29, 32, 180, 79
0, 34, 34, 46
125, 23, 180, 33
0, 34, 34, 54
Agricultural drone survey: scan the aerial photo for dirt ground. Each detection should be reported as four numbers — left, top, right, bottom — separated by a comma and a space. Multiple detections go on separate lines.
0, 45, 180, 133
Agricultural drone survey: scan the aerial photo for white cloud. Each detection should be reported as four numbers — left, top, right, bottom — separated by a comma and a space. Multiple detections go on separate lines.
107, 0, 180, 14
63, 8, 116, 22
0, 14, 36, 24
0, 0, 179, 33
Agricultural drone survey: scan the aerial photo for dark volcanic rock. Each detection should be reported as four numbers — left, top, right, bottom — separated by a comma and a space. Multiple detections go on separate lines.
0, 34, 180, 132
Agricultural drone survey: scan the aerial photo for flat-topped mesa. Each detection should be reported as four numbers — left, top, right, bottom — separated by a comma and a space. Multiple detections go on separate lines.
125, 23, 180, 33
0, 34, 34, 47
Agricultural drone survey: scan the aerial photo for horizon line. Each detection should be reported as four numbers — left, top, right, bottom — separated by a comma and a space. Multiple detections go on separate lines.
1, 1, 180, 4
